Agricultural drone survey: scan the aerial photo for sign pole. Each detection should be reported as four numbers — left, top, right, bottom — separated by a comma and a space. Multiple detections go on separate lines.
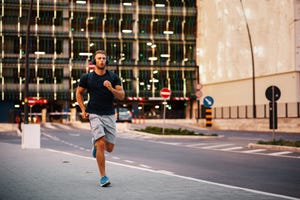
272, 86, 275, 140
162, 100, 166, 134
160, 88, 171, 135
265, 85, 281, 141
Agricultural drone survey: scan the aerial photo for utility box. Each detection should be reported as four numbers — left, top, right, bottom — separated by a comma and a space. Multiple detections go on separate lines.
22, 124, 41, 149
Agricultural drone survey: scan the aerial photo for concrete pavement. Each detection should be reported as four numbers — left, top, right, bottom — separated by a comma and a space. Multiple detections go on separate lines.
1, 137, 299, 200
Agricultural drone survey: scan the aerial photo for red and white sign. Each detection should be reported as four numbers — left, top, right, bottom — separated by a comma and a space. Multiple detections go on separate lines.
88, 61, 96, 71
160, 88, 171, 99
27, 97, 48, 107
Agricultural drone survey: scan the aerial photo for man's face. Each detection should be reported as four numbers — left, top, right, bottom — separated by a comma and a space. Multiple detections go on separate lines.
94, 53, 106, 70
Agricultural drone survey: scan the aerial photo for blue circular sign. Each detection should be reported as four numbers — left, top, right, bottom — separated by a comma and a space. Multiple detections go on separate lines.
203, 96, 214, 108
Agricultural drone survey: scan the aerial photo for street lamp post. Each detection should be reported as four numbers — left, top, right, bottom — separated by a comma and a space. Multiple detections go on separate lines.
240, 0, 256, 118
24, 0, 34, 124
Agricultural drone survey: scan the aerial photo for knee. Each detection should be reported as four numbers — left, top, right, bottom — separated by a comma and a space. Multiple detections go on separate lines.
106, 143, 114, 153
95, 138, 105, 151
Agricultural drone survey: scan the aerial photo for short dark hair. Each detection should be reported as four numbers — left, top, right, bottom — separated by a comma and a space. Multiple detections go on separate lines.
94, 50, 106, 59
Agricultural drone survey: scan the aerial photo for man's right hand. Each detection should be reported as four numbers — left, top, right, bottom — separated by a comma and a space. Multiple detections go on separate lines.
81, 111, 89, 119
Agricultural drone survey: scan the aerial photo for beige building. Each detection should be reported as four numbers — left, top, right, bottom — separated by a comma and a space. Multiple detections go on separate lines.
196, 0, 300, 119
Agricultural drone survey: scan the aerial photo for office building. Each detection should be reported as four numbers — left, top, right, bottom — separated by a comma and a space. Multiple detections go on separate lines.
0, 0, 197, 122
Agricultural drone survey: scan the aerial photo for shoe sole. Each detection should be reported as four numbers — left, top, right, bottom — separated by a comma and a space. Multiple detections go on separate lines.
101, 181, 111, 187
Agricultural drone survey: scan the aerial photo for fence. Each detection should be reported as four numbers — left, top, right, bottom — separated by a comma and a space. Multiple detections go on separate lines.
212, 102, 300, 119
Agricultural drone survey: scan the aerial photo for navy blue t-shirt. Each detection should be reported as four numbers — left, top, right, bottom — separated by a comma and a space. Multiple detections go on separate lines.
78, 70, 121, 115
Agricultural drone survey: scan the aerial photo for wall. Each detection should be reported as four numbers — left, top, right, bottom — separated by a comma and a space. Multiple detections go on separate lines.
196, 0, 299, 107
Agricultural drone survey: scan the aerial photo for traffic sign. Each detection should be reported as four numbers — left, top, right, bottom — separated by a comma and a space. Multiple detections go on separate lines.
203, 96, 214, 108
160, 88, 171, 99
27, 97, 48, 107
265, 85, 281, 101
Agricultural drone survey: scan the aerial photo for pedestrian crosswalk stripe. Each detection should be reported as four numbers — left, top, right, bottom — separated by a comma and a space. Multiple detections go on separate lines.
220, 147, 244, 151
267, 151, 292, 156
242, 149, 266, 153
186, 143, 208, 147
201, 144, 234, 149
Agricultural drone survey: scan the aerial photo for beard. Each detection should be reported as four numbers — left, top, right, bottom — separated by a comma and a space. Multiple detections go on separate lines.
96, 64, 106, 70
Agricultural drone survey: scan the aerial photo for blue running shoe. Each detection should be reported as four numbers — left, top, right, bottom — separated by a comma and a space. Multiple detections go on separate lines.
92, 138, 96, 158
100, 176, 111, 187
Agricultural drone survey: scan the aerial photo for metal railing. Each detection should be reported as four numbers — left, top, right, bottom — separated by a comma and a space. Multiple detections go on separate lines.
211, 102, 300, 119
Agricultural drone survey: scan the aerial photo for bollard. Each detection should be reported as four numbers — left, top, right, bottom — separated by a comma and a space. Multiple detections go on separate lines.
205, 108, 212, 127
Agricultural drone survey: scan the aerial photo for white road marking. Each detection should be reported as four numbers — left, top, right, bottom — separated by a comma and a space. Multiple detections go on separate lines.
220, 146, 244, 151
139, 164, 152, 169
242, 149, 267, 153
201, 144, 234, 149
268, 151, 292, 156
124, 159, 135, 164
45, 149, 300, 200
186, 143, 208, 147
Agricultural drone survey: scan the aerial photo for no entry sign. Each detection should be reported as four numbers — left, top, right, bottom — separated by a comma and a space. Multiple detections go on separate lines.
27, 97, 48, 107
160, 88, 171, 99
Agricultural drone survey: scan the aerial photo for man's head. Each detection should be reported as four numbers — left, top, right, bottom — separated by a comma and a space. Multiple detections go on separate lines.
93, 50, 107, 69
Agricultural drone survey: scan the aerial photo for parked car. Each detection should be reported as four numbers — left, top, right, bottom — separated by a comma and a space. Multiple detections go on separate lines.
115, 107, 132, 123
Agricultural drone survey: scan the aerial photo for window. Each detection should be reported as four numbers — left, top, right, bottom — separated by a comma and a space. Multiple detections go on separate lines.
88, 12, 104, 32
73, 39, 88, 59
106, 41, 120, 62
138, 14, 151, 34
71, 12, 87, 32
38, 11, 54, 26
39, 37, 54, 54
38, 68, 53, 83
22, 37, 37, 54
4, 36, 19, 54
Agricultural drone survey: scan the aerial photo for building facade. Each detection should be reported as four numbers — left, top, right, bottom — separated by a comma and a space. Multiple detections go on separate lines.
0, 0, 197, 122
196, 0, 300, 119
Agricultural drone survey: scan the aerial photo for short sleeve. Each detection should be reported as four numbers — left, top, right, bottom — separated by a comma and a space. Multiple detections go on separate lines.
78, 73, 88, 88
113, 73, 122, 87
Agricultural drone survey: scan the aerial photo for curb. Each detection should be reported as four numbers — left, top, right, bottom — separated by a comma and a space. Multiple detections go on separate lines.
248, 143, 300, 152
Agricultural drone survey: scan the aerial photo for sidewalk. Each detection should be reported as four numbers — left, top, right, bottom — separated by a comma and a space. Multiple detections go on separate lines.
0, 141, 297, 200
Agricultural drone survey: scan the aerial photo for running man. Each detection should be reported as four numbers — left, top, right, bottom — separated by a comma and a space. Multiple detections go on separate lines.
76, 50, 125, 187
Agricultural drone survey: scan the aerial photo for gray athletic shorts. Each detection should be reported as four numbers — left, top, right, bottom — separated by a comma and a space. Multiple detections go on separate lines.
89, 113, 117, 144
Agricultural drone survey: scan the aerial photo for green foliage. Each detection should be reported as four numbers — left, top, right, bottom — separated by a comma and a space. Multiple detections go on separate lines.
257, 139, 300, 147
137, 126, 218, 136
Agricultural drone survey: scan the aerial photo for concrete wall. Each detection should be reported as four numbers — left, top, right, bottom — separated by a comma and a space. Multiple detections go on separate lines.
196, 0, 300, 107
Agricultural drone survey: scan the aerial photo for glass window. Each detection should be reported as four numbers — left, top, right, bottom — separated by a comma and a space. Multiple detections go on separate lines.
38, 11, 54, 26
139, 70, 151, 96
184, 16, 196, 35
139, 14, 151, 34
71, 12, 87, 32
39, 37, 54, 54
54, 11, 63, 26
121, 69, 133, 92
105, 13, 120, 33
170, 43, 183, 64
88, 12, 104, 32
73, 39, 88, 58
55, 68, 63, 83
89, 39, 105, 53
170, 1, 183, 7
106, 41, 120, 62
22, 37, 37, 54
169, 16, 183, 34
169, 70, 183, 91
121, 14, 133, 31
4, 36, 19, 54
138, 41, 153, 63
153, 15, 166, 34
122, 41, 132, 63
38, 68, 53, 83
3, 8, 18, 24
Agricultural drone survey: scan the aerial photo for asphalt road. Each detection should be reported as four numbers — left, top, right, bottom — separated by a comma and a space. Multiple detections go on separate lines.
2, 122, 299, 199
